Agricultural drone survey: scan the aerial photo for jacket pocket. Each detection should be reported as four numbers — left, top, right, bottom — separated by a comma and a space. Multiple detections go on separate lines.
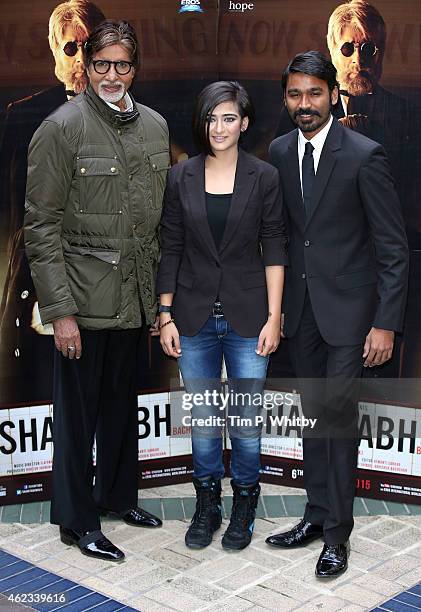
148, 151, 170, 210
64, 247, 121, 318
335, 268, 377, 290
76, 157, 120, 214
242, 270, 266, 289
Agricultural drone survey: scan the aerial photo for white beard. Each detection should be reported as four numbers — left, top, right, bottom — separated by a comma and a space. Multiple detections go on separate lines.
98, 82, 125, 105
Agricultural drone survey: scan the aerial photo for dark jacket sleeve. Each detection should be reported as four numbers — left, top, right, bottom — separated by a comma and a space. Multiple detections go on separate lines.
24, 120, 78, 324
156, 167, 185, 294
0, 102, 19, 252
260, 165, 288, 266
358, 145, 409, 331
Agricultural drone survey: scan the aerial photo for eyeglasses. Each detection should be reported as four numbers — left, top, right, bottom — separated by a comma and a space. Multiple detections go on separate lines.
63, 41, 84, 57
91, 60, 134, 75
340, 41, 378, 60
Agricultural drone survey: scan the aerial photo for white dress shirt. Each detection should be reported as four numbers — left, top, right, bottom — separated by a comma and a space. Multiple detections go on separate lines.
106, 92, 133, 113
298, 114, 333, 195
340, 95, 349, 117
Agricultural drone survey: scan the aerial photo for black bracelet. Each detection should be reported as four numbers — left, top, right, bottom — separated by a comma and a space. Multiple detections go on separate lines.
158, 304, 172, 314
159, 318, 175, 329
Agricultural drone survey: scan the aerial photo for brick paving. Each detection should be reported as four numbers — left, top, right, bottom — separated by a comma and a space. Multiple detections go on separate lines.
0, 480, 420, 611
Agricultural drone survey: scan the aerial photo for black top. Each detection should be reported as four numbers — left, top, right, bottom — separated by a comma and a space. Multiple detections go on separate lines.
205, 192, 232, 251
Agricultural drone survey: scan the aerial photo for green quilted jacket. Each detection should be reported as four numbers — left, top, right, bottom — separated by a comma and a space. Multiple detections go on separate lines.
24, 85, 169, 329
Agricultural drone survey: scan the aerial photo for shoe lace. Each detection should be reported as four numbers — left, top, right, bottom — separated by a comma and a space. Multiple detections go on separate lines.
290, 518, 307, 534
229, 492, 255, 531
191, 489, 219, 530
130, 508, 148, 520
323, 544, 340, 559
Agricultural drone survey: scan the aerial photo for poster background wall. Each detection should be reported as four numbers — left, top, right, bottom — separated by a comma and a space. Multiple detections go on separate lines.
0, 0, 420, 505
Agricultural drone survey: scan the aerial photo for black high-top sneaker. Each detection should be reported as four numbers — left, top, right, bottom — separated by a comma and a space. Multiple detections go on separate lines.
185, 476, 222, 549
221, 480, 260, 550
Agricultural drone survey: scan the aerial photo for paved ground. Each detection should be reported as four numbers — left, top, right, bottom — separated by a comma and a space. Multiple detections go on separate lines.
0, 481, 420, 611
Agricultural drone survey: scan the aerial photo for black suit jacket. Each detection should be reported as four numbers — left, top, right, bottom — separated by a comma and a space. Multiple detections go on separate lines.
276, 85, 421, 250
0, 86, 67, 250
156, 149, 288, 337
269, 118, 409, 346
0, 86, 67, 403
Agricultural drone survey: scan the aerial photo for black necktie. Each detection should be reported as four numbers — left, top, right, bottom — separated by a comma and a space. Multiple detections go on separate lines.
302, 141, 315, 215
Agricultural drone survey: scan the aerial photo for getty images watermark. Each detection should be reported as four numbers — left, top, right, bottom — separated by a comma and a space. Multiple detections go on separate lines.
180, 389, 317, 429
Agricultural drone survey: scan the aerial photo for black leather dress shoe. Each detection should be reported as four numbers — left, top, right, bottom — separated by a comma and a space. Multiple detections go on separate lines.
100, 506, 163, 528
265, 518, 323, 548
315, 541, 350, 578
59, 527, 125, 562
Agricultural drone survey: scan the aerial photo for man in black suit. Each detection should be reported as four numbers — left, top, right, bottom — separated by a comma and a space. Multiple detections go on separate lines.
276, 1, 419, 200
0, 0, 105, 403
266, 51, 408, 577
275, 0, 421, 377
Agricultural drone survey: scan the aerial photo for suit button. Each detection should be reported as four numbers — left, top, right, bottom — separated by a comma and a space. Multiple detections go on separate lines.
215, 261, 220, 268
302, 273, 306, 279
304, 240, 310, 247
21, 290, 29, 299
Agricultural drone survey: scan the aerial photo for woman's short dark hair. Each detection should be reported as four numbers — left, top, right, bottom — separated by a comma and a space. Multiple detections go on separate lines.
282, 51, 339, 93
192, 81, 255, 156
84, 19, 139, 70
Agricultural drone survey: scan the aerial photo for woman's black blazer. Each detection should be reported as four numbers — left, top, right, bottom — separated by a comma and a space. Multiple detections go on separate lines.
156, 148, 288, 337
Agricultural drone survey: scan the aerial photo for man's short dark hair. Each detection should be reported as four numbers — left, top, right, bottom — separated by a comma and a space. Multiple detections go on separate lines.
84, 19, 139, 70
282, 51, 339, 93
192, 81, 255, 156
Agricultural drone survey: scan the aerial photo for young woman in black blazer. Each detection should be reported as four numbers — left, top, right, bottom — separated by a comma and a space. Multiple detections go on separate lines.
157, 81, 287, 551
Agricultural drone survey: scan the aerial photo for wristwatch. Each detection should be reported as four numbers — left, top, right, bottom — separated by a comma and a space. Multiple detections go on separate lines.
158, 304, 172, 314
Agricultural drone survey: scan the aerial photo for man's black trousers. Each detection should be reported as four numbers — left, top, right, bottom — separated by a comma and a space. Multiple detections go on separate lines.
50, 327, 141, 531
289, 292, 363, 545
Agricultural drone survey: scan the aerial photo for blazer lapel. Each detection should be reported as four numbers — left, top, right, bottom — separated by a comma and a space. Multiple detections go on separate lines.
184, 155, 219, 262
219, 149, 256, 253
305, 119, 342, 227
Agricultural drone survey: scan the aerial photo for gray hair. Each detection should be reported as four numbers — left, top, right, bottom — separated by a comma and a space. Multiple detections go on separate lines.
83, 20, 139, 70
327, 0, 386, 53
48, 0, 105, 52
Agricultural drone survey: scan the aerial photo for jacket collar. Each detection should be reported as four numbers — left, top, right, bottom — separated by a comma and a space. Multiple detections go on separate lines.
84, 84, 139, 127
184, 148, 257, 260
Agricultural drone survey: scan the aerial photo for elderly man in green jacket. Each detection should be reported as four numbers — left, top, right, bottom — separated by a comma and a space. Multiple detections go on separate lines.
24, 19, 170, 562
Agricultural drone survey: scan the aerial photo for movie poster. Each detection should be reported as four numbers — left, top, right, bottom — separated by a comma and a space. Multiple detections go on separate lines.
0, 0, 420, 504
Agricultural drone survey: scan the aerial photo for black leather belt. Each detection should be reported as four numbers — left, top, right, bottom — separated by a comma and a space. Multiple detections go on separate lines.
212, 301, 224, 317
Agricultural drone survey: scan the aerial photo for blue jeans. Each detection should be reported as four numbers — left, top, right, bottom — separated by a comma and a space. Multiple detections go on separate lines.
179, 315, 268, 485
